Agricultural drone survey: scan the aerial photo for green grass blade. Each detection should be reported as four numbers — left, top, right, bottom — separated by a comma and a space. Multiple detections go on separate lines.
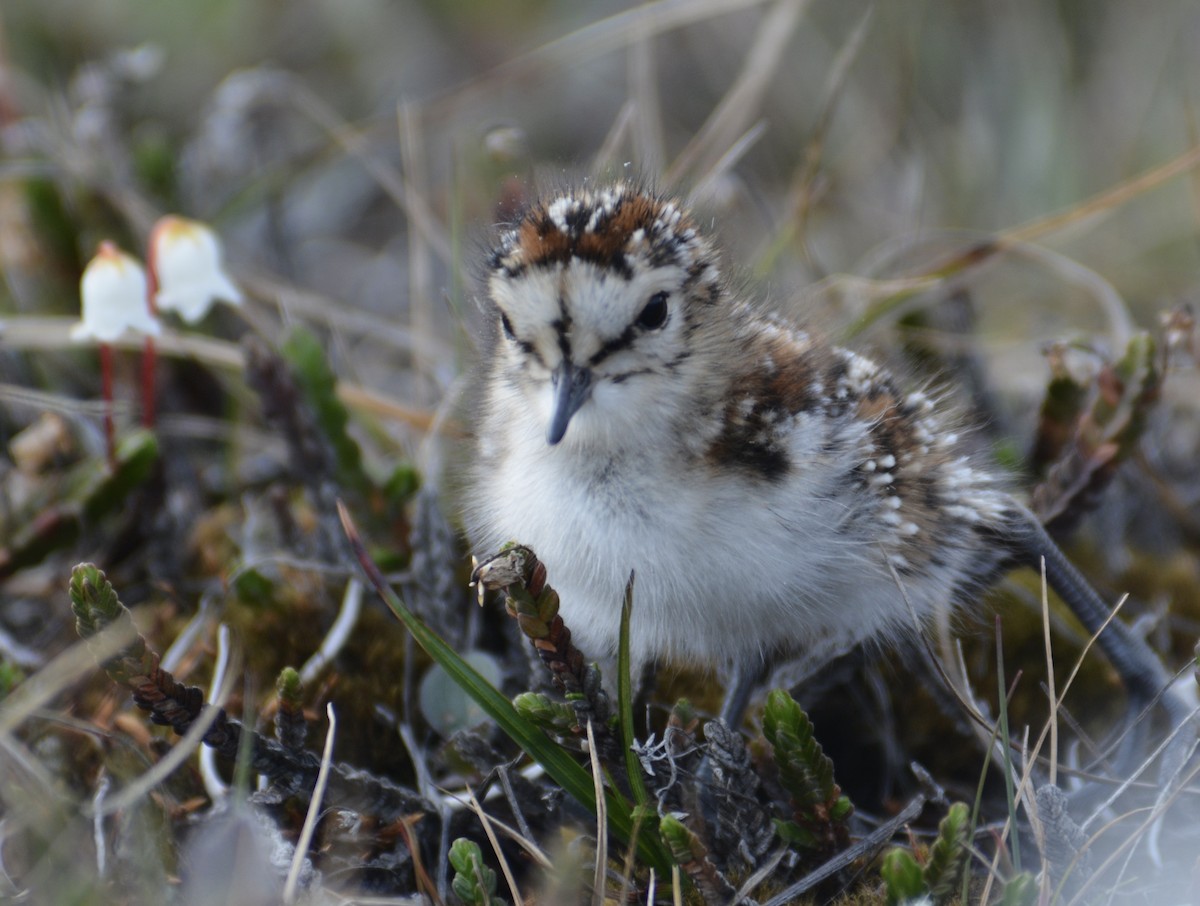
994, 617, 1021, 872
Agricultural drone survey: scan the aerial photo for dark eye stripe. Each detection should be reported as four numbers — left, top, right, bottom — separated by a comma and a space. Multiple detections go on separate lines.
587, 323, 638, 367
585, 292, 671, 367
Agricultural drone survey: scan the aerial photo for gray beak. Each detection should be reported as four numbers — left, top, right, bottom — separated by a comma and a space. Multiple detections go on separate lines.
547, 361, 593, 445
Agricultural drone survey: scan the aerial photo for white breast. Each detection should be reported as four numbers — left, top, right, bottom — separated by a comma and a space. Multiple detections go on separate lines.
467, 401, 975, 670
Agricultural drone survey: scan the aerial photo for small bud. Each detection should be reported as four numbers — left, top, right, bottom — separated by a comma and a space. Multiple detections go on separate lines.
71, 242, 160, 343
151, 215, 243, 323
470, 545, 532, 590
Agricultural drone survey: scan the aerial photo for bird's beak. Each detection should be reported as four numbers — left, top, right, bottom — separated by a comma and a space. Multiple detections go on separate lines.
547, 361, 593, 445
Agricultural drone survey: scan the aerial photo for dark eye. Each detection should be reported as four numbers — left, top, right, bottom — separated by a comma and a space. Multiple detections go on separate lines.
499, 312, 516, 339
635, 292, 669, 330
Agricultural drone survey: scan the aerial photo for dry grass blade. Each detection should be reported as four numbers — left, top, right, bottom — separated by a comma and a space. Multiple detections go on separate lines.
284, 702, 337, 904
901, 564, 1056, 904
399, 99, 438, 381
0, 381, 122, 419
0, 316, 246, 367
628, 19, 665, 176
465, 787, 523, 906
731, 846, 787, 904
1065, 761, 1200, 906
592, 99, 639, 175
1022, 593, 1136, 788
767, 3, 875, 268
815, 142, 1200, 337
398, 814, 444, 906
435, 0, 774, 117
0, 733, 72, 829
0, 316, 443, 432
978, 590, 1146, 903
1000, 141, 1200, 249
1009, 243, 1134, 349
893, 561, 997, 739
284, 79, 454, 267
587, 718, 607, 906
689, 120, 768, 204
1078, 697, 1200, 835
0, 622, 136, 739
244, 275, 457, 362
667, 0, 810, 186
1041, 560, 1059, 789
448, 793, 553, 871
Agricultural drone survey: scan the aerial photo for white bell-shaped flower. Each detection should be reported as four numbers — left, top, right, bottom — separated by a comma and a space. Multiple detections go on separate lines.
152, 215, 243, 323
71, 242, 161, 343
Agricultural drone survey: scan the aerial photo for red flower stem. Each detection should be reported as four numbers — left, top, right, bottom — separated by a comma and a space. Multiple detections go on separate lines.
142, 232, 160, 428
100, 342, 116, 469
141, 336, 156, 428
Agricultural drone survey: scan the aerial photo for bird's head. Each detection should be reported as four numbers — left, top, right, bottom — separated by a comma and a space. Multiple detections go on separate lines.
486, 184, 724, 446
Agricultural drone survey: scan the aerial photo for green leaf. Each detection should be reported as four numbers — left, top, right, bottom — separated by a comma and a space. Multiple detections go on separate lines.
282, 326, 368, 491
25, 178, 81, 270
659, 814, 700, 865
924, 802, 970, 902
1030, 345, 1092, 474
232, 567, 275, 606
513, 692, 577, 735
276, 666, 302, 702
1, 431, 159, 581
995, 626, 1021, 872
69, 562, 123, 635
69, 562, 153, 684
762, 688, 838, 809
880, 848, 926, 904
80, 430, 160, 522
0, 660, 25, 697
997, 871, 1039, 906
1100, 332, 1157, 437
383, 462, 421, 504
448, 838, 505, 906
829, 795, 854, 822
773, 818, 819, 848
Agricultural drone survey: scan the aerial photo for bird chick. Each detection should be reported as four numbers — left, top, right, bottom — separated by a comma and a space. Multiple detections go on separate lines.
466, 183, 1176, 724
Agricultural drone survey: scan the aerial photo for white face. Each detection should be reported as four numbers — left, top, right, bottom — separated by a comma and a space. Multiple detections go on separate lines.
489, 257, 693, 446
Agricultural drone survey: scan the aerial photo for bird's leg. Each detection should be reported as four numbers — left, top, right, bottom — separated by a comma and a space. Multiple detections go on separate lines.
719, 657, 768, 729
1002, 504, 1192, 739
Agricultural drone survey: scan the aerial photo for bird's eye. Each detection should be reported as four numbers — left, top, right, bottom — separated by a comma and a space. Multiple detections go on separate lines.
635, 292, 669, 330
499, 312, 516, 340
